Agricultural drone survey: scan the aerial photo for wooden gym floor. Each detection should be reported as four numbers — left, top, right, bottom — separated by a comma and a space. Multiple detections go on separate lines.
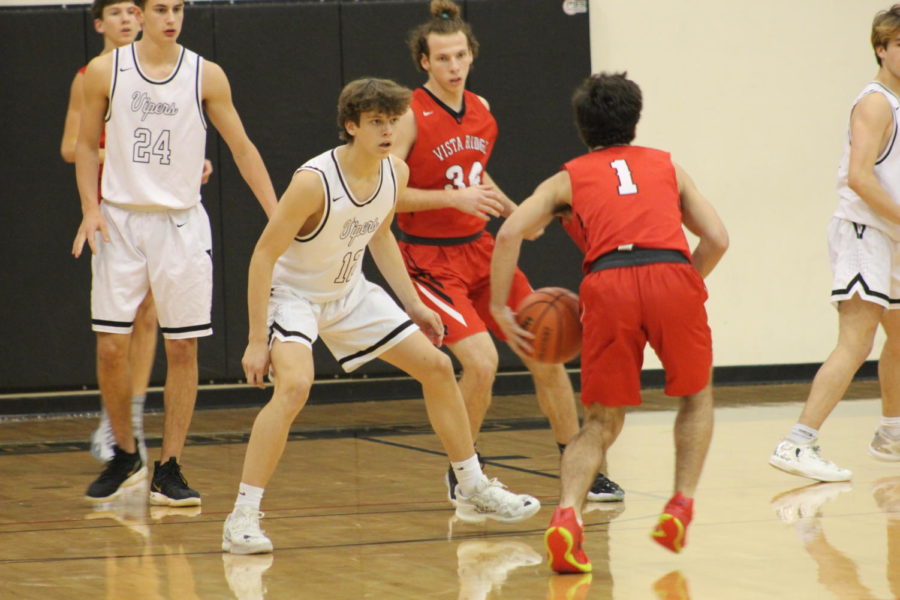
0, 380, 897, 599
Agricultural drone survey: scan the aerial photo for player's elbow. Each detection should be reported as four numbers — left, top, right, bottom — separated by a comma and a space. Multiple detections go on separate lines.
61, 145, 75, 163
705, 226, 729, 257
847, 170, 874, 198
495, 222, 523, 248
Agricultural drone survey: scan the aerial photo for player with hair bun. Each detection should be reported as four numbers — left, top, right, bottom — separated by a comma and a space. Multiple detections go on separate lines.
392, 0, 624, 507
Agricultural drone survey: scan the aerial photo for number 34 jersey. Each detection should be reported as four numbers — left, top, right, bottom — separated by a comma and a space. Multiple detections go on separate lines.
272, 149, 398, 304
397, 87, 498, 239
103, 43, 207, 210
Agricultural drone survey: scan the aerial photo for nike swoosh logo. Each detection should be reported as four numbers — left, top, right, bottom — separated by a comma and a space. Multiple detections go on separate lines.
119, 67, 132, 72
332, 195, 345, 203
176, 222, 186, 228
423, 111, 434, 116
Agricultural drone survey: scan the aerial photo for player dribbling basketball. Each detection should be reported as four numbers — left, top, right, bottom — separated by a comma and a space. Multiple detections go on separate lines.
490, 72, 729, 570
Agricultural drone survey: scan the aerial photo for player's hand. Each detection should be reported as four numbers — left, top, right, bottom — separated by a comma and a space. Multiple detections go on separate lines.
201, 159, 213, 185
242, 340, 270, 389
453, 185, 506, 220
407, 302, 444, 346
490, 304, 534, 357
72, 208, 109, 258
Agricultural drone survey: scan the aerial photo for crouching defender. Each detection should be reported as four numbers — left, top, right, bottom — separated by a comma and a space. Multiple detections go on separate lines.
222, 78, 541, 554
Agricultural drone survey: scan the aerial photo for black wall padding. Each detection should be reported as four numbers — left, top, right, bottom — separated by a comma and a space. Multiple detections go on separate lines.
0, 0, 590, 392
0, 8, 96, 390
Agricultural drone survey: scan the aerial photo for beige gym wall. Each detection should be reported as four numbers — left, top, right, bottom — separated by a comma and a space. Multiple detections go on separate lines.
589, 1, 890, 368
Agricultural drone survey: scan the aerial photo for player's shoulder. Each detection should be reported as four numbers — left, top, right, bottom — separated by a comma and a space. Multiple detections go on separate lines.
389, 154, 410, 180
857, 86, 895, 112
85, 51, 114, 74
200, 57, 226, 79
469, 91, 490, 111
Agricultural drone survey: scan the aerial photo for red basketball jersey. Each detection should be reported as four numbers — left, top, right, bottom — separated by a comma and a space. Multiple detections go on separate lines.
563, 146, 690, 273
397, 87, 498, 238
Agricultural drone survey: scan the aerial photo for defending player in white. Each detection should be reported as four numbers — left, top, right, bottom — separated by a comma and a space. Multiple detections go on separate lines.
222, 78, 540, 555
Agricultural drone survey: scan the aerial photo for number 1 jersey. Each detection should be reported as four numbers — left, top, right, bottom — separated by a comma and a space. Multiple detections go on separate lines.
564, 146, 691, 273
397, 87, 498, 238
102, 43, 207, 210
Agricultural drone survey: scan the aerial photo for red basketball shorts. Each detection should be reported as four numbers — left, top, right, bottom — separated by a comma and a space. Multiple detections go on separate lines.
579, 262, 712, 407
399, 233, 532, 345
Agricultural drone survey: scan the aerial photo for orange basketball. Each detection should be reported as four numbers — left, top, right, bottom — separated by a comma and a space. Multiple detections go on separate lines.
515, 287, 582, 363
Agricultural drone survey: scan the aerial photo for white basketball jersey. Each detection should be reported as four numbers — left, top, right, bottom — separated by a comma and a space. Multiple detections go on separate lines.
272, 149, 397, 303
834, 82, 900, 240
102, 44, 207, 210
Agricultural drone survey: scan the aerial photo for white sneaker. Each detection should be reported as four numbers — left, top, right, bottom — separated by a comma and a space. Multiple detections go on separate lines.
454, 478, 541, 523
222, 506, 273, 554
768, 440, 852, 482
868, 428, 900, 461
770, 482, 852, 524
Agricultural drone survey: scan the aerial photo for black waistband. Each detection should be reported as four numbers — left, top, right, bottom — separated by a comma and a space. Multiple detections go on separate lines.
589, 247, 689, 273
397, 230, 484, 246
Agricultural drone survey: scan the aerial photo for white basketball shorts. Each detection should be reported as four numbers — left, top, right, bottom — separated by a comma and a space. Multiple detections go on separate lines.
91, 201, 213, 338
828, 217, 900, 309
268, 277, 418, 372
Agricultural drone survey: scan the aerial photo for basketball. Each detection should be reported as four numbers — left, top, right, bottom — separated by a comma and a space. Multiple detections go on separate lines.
515, 287, 582, 363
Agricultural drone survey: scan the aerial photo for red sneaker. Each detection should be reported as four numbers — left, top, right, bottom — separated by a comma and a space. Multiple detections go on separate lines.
651, 493, 694, 553
544, 506, 592, 573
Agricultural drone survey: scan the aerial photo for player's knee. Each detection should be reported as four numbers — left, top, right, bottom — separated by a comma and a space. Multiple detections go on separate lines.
96, 334, 129, 366
164, 338, 197, 369
272, 374, 312, 414
459, 354, 497, 388
415, 349, 455, 387
527, 360, 567, 386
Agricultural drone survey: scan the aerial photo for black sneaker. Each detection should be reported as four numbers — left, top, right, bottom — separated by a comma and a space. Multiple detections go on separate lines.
445, 451, 485, 505
149, 457, 201, 507
85, 444, 147, 503
587, 473, 625, 502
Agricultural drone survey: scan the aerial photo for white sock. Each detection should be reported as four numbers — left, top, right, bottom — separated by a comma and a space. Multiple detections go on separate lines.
452, 454, 487, 497
131, 394, 146, 432
786, 424, 818, 445
880, 416, 900, 438
235, 482, 264, 511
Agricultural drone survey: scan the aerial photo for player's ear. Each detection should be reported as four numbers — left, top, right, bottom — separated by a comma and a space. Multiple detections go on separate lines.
93, 18, 105, 35
344, 119, 358, 140
419, 53, 430, 72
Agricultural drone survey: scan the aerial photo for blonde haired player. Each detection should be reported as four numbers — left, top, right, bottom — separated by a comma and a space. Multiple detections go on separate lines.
770, 4, 900, 480
393, 0, 625, 507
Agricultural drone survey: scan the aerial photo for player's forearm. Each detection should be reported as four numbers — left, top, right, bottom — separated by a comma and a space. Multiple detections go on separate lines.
369, 233, 420, 310
395, 186, 456, 213
246, 250, 276, 343
233, 145, 278, 218
691, 236, 728, 279
850, 171, 900, 225
490, 227, 524, 312
74, 145, 101, 214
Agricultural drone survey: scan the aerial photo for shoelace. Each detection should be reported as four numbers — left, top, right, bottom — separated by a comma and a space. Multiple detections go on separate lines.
807, 445, 839, 467
233, 509, 266, 536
